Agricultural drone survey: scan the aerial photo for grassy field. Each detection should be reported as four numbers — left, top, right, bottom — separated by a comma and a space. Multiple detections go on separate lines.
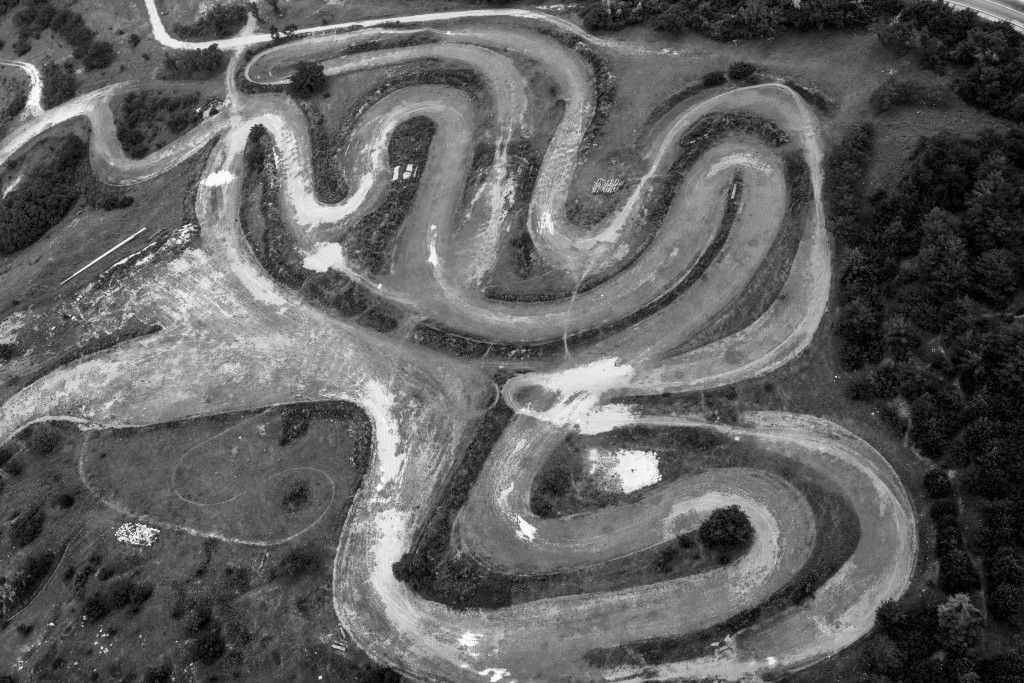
0, 403, 394, 682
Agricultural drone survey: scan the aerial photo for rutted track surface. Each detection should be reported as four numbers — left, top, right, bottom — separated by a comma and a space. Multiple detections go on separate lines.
0, 6, 916, 683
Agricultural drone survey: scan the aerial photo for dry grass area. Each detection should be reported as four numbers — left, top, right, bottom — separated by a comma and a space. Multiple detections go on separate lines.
0, 405, 389, 682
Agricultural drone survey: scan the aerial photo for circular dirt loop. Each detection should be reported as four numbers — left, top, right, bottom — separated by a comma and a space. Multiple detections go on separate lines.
0, 6, 917, 683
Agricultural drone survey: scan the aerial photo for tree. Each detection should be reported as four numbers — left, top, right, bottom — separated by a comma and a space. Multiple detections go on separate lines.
937, 593, 984, 654
288, 61, 326, 99
698, 505, 754, 551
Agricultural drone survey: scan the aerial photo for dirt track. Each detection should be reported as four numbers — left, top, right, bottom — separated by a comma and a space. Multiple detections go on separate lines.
0, 7, 917, 683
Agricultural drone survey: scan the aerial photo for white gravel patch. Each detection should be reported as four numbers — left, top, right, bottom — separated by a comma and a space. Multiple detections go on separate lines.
202, 169, 234, 187
587, 448, 661, 493
303, 242, 346, 272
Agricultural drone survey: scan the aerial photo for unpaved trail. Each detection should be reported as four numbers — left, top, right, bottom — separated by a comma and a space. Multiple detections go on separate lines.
0, 8, 917, 683
0, 59, 43, 117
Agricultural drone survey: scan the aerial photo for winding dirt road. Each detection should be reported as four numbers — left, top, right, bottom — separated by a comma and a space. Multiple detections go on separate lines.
0, 6, 917, 683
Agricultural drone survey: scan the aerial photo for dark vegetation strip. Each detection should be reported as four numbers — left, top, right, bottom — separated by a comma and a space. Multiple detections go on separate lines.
0, 133, 86, 255
412, 113, 797, 359
341, 116, 435, 275
391, 400, 515, 602
581, 426, 860, 668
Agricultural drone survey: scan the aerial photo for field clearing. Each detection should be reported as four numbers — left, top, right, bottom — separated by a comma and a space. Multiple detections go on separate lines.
80, 402, 371, 544
0, 410, 389, 682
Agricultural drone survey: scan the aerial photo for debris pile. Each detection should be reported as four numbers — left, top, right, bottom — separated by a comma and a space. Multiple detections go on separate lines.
115, 522, 160, 547
591, 177, 624, 194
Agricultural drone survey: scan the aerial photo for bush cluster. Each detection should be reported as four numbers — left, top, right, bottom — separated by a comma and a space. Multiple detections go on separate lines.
40, 60, 75, 110
162, 45, 225, 80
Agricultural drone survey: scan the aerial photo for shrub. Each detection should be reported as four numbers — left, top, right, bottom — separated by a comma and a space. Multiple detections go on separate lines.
280, 480, 310, 513
924, 469, 953, 498
191, 628, 226, 665
82, 592, 111, 622
11, 507, 45, 547
2, 458, 23, 476
727, 61, 757, 80
273, 545, 322, 579
0, 343, 19, 362
53, 492, 74, 509
698, 505, 754, 551
702, 70, 727, 87
27, 424, 60, 455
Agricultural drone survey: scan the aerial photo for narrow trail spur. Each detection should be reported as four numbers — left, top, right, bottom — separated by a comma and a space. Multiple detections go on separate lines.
0, 6, 917, 683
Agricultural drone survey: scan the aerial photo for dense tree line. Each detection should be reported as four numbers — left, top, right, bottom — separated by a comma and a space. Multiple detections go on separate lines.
11, 0, 115, 69
0, 134, 85, 255
171, 3, 247, 41
830, 122, 1024, 675
580, 0, 889, 41
161, 45, 225, 80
